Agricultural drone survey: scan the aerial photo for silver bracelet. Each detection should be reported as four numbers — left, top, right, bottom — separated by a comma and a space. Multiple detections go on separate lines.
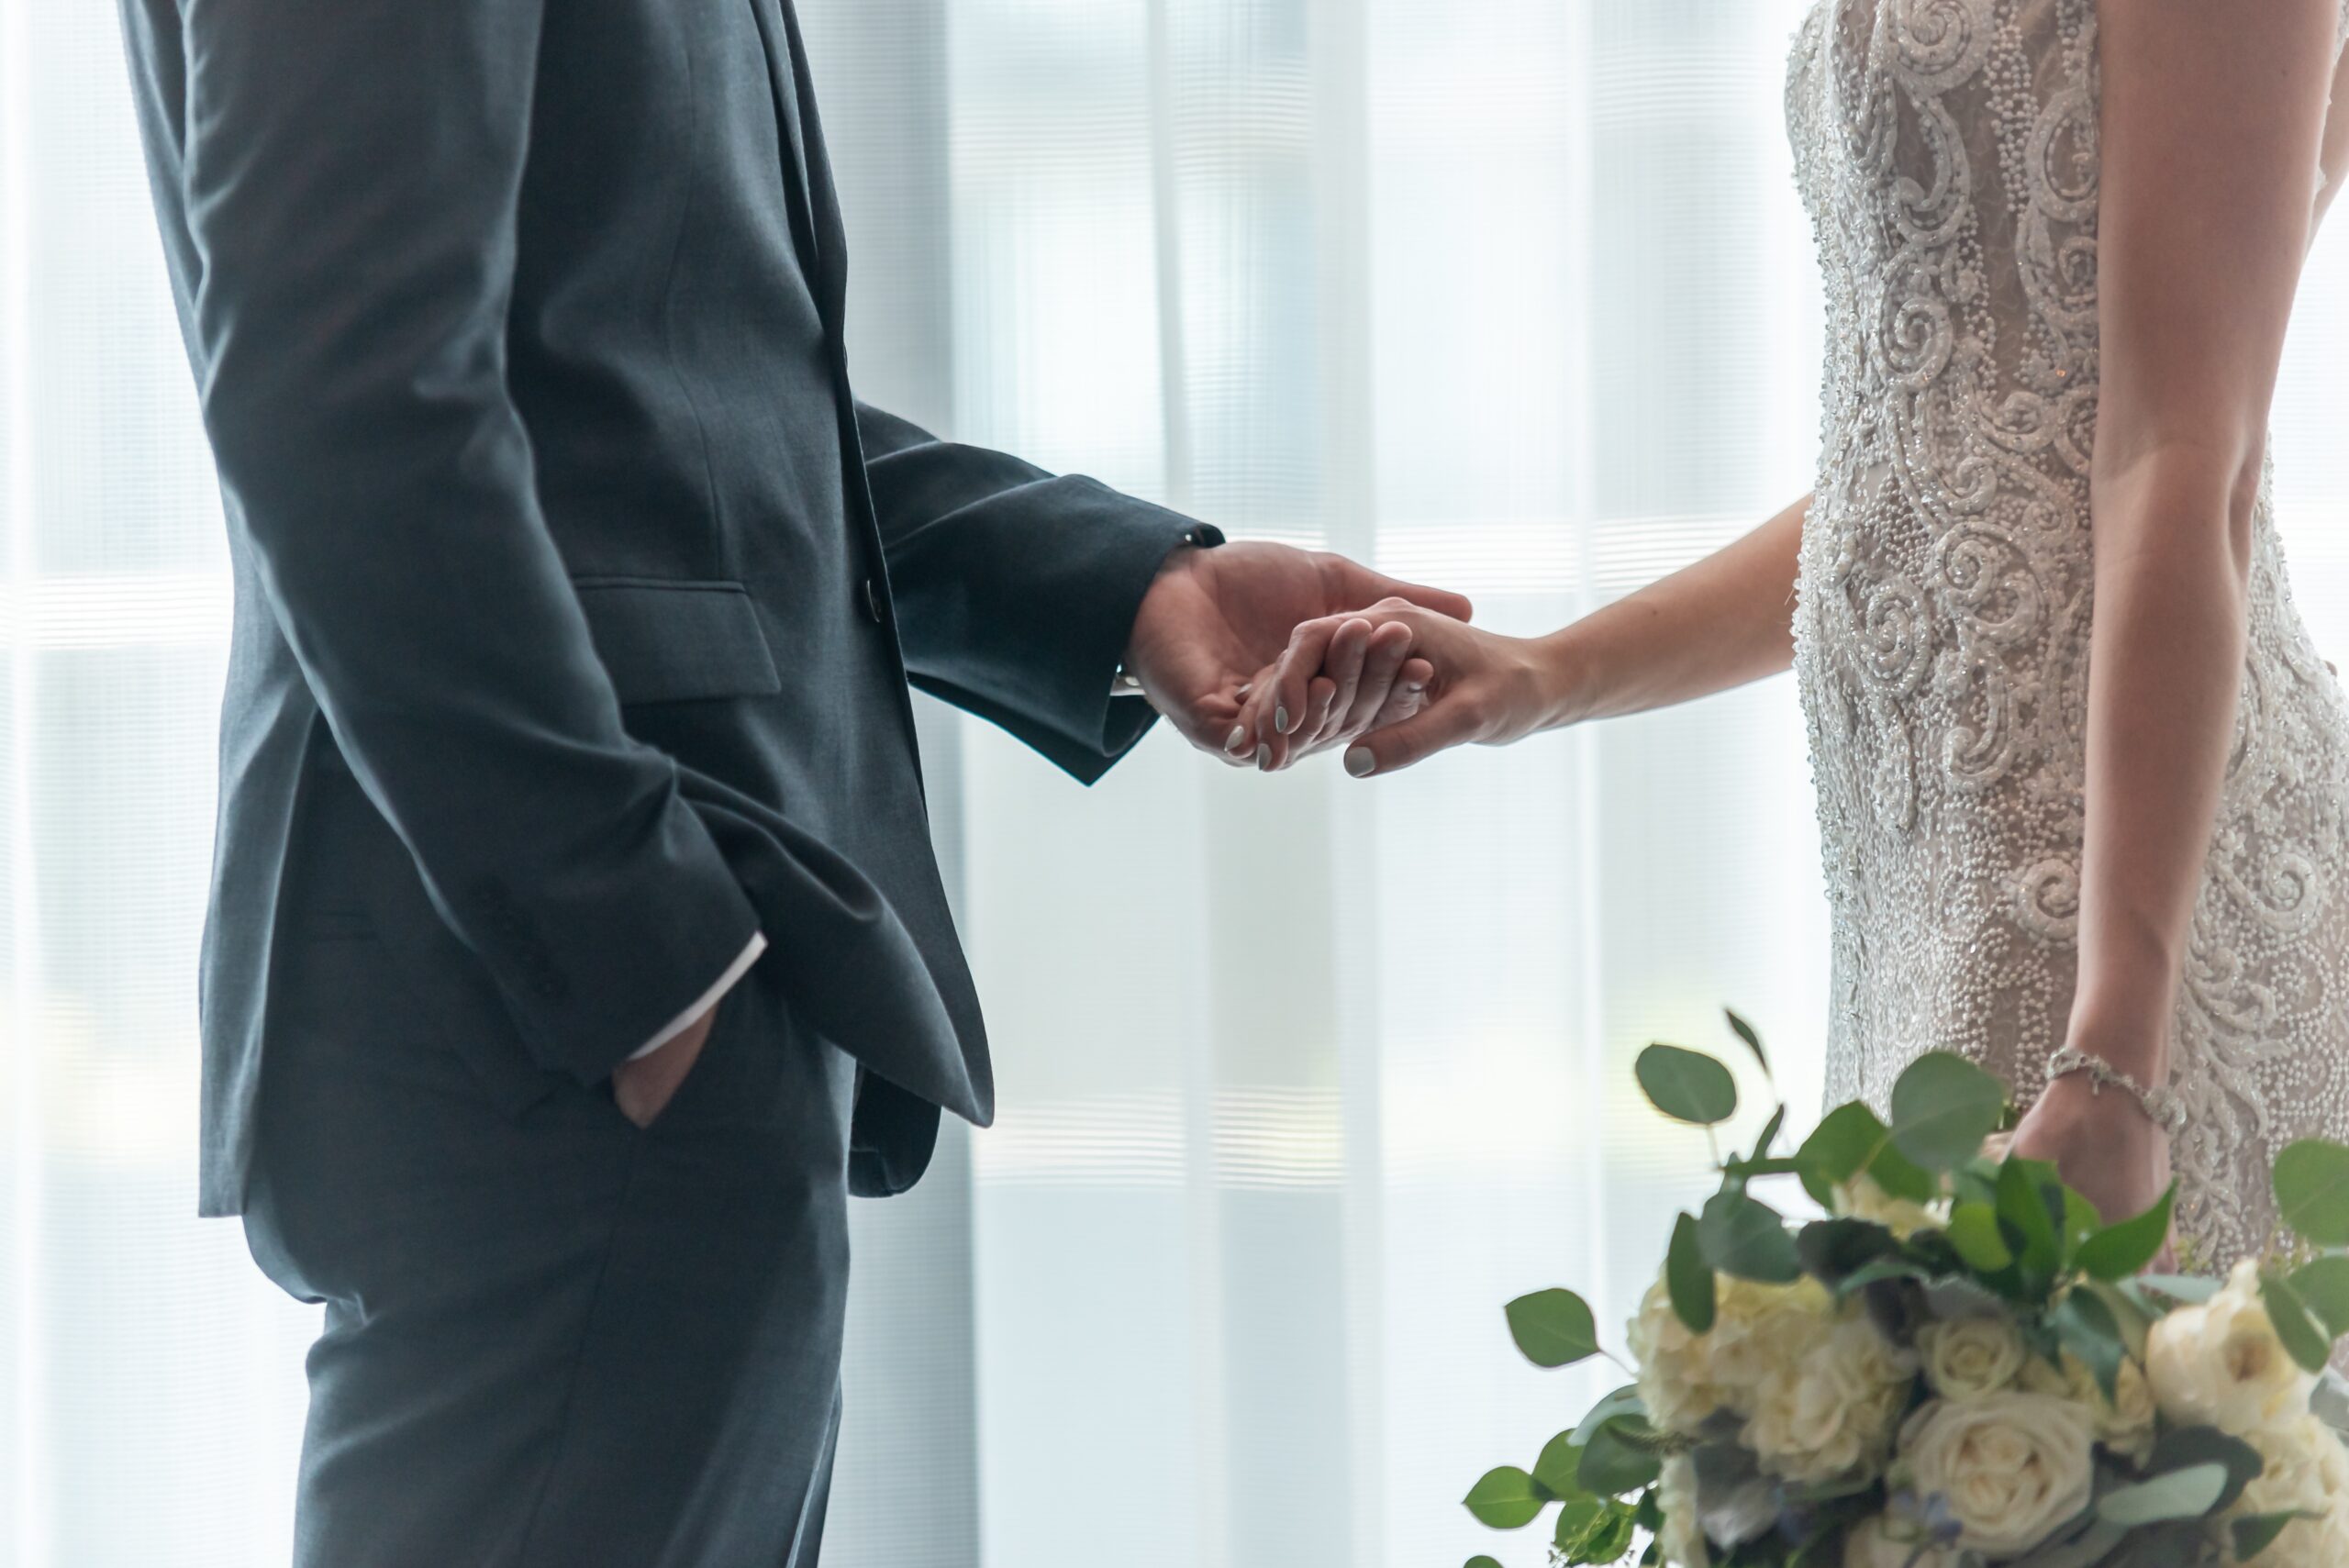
2046, 1046, 2189, 1138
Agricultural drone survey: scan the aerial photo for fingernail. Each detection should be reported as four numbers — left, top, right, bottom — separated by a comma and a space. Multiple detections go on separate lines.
1225, 725, 1248, 753
1275, 706, 1292, 734
1254, 744, 1273, 770
1236, 683, 1252, 699
1345, 746, 1376, 778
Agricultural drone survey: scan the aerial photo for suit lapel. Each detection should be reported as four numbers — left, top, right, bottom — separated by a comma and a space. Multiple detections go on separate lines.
775, 0, 850, 338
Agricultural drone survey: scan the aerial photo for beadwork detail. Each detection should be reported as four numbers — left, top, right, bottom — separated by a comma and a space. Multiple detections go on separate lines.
1785, 0, 2349, 1266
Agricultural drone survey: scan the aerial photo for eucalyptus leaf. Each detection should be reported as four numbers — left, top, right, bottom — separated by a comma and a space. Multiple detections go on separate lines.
1889, 1052, 2009, 1171
1462, 1465, 1549, 1529
2052, 1287, 2125, 1404
2232, 1510, 2322, 1561
1725, 1007, 1771, 1079
2274, 1139, 2349, 1247
1996, 1156, 2063, 1288
2145, 1426, 2264, 1514
2132, 1273, 2223, 1308
1575, 1420, 1662, 1496
1570, 1386, 1645, 1448
1698, 1189, 1804, 1284
2000, 1517, 2126, 1568
1796, 1218, 1900, 1285
1560, 1501, 1638, 1565
2085, 1278, 2154, 1363
1798, 1101, 1936, 1207
2261, 1269, 2333, 1374
1636, 1044, 1739, 1128
1666, 1213, 1717, 1334
1507, 1288, 1601, 1368
1533, 1430, 1586, 1499
2076, 1183, 2177, 1282
2290, 1254, 2349, 1340
1549, 1497, 1607, 1553
2097, 1462, 2229, 1528
1944, 1200, 2014, 1273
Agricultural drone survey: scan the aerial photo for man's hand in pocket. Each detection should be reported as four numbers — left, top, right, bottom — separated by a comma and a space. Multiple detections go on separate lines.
613, 1002, 720, 1129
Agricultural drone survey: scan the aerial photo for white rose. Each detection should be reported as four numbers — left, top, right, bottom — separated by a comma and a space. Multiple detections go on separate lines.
1703, 1275, 1836, 1403
1742, 1313, 1919, 1485
2017, 1349, 2159, 1465
1629, 1278, 1732, 1436
1628, 1273, 1835, 1436
2144, 1260, 2318, 1436
1833, 1175, 1948, 1240
2230, 1414, 2349, 1568
1842, 1515, 1956, 1568
1897, 1392, 2096, 1558
1917, 1316, 2027, 1401
1656, 1453, 1709, 1568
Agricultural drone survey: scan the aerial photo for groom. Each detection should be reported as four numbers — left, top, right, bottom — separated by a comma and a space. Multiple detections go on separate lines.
116, 0, 1461, 1561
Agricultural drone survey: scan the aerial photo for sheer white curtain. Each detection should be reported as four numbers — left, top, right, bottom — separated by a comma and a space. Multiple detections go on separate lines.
7, 2, 2349, 1565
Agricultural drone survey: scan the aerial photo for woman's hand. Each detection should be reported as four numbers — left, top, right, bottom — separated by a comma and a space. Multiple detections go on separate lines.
1236, 600, 1568, 773
2009, 1071, 2176, 1262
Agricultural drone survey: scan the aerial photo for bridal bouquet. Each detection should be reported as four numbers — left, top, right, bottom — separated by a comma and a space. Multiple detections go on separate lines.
1460, 1015, 2349, 1568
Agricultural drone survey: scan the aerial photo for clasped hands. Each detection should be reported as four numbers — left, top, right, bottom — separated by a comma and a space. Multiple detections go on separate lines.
1123, 539, 1546, 779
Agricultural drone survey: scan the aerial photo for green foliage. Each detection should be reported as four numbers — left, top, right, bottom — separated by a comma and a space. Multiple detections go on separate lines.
2232, 1511, 2321, 1561
1531, 1430, 1585, 1499
1665, 1213, 1717, 1333
1461, 1466, 1548, 1529
2097, 1463, 2230, 1528
1794, 1101, 1933, 1207
2074, 1183, 2176, 1281
2276, 1138, 2349, 1246
1698, 1189, 1803, 1284
1887, 1052, 2008, 1171
1575, 1419, 1661, 1497
1724, 1008, 1770, 1079
1506, 1288, 1600, 1369
2291, 1253, 2349, 1339
2051, 1287, 2125, 1403
2259, 1269, 2334, 1374
1635, 1044, 1738, 1127
1459, 1008, 2349, 1568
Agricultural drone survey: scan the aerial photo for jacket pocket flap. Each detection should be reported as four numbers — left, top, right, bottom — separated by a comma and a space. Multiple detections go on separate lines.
571, 578, 783, 705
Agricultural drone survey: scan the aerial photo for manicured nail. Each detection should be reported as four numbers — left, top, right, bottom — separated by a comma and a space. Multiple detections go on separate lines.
1275, 706, 1292, 734
1254, 744, 1273, 770
1236, 683, 1252, 699
1225, 725, 1249, 753
1345, 746, 1376, 778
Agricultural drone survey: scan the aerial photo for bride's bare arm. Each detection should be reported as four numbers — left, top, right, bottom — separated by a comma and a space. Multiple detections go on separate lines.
1239, 491, 1808, 773
2065, 0, 2339, 1081
2318, 49, 2349, 235
1533, 491, 1809, 728
2009, 0, 2341, 1228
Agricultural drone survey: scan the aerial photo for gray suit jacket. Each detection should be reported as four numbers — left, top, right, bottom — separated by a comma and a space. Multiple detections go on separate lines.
117, 0, 1206, 1215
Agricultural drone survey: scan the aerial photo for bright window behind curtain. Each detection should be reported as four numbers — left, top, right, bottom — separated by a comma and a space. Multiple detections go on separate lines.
6, 2, 2349, 1565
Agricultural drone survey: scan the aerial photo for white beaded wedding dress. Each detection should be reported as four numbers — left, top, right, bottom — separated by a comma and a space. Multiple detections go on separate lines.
1786, 0, 2349, 1269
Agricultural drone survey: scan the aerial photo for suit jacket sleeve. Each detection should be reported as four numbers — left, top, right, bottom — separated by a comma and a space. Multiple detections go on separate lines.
856, 403, 1214, 784
177, 0, 760, 1081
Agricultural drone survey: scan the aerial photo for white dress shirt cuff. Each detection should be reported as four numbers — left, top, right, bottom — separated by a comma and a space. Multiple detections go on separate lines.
627, 930, 768, 1062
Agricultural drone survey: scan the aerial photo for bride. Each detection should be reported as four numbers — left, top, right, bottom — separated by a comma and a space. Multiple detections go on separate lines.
1241, 0, 2349, 1268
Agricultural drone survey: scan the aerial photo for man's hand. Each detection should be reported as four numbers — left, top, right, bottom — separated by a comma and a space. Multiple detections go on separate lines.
1123, 540, 1472, 768
613, 1003, 721, 1129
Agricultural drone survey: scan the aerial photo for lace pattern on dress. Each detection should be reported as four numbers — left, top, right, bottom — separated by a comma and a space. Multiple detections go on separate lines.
1786, 0, 2349, 1268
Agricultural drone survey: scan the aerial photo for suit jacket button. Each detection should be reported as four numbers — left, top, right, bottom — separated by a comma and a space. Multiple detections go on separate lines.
863, 578, 886, 625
